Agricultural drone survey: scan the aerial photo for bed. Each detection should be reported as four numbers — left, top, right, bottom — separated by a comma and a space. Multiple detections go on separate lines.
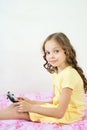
0, 91, 87, 130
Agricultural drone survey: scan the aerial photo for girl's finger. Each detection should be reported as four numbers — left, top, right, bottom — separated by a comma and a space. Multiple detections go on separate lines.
17, 97, 24, 100
13, 102, 21, 106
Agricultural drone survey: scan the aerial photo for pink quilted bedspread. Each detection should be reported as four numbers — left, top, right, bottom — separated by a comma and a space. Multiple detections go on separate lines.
0, 92, 87, 130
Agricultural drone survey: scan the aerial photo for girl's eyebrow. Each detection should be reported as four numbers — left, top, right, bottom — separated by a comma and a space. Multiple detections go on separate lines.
45, 50, 49, 53
53, 47, 60, 49
45, 47, 60, 51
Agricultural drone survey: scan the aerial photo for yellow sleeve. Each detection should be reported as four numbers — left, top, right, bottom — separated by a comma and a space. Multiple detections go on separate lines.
61, 69, 83, 90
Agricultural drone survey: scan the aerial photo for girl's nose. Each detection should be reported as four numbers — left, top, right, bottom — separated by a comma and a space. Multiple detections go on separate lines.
49, 53, 55, 58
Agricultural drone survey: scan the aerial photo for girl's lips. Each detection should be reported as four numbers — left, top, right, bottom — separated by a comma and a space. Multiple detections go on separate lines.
49, 60, 57, 64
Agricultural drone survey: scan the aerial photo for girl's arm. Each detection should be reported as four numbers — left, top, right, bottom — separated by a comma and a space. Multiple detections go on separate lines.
25, 98, 53, 104
16, 87, 72, 118
18, 96, 53, 105
18, 88, 55, 105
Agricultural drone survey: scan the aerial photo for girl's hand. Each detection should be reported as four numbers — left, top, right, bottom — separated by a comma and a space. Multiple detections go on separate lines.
15, 101, 31, 113
18, 97, 29, 102
18, 97, 36, 104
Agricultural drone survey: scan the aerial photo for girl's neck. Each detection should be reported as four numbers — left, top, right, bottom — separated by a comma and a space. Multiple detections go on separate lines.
57, 64, 70, 73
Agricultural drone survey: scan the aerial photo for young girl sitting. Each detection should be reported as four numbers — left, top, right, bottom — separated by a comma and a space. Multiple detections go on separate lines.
0, 32, 87, 125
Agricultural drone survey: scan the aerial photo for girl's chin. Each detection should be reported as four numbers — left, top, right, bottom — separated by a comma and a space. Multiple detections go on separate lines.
51, 64, 57, 67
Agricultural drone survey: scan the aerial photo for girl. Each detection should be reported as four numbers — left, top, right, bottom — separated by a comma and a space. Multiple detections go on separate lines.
0, 32, 87, 125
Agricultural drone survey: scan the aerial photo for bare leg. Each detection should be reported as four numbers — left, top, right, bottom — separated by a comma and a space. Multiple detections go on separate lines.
0, 104, 30, 120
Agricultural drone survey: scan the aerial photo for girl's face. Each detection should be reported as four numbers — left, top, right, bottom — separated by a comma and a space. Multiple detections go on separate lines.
45, 39, 68, 70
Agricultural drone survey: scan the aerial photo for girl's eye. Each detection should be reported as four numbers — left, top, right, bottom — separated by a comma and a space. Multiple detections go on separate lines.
54, 50, 59, 53
45, 51, 50, 55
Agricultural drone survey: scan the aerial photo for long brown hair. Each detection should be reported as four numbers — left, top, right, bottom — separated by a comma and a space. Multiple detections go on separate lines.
42, 32, 87, 93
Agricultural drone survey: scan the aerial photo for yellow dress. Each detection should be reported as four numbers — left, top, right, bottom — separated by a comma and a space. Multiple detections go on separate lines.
29, 66, 86, 124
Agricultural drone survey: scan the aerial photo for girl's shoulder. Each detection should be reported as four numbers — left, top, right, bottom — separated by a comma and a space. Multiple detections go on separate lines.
62, 66, 79, 76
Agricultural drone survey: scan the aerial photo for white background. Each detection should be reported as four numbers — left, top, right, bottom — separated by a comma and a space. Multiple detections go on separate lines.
0, 0, 87, 94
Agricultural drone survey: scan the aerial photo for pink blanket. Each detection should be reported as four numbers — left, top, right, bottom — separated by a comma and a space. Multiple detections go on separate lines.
0, 92, 87, 130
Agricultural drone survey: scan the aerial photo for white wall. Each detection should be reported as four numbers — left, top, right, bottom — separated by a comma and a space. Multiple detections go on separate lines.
0, 0, 87, 94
